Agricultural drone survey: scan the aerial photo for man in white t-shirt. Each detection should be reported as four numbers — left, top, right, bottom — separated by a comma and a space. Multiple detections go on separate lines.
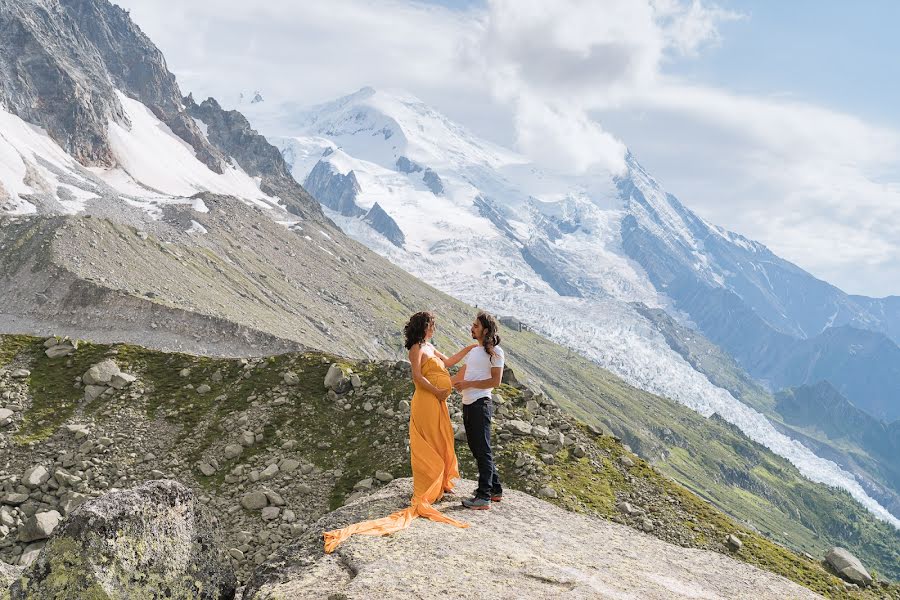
451, 311, 505, 510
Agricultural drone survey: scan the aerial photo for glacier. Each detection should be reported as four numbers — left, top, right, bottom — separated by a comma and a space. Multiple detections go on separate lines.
240, 87, 900, 529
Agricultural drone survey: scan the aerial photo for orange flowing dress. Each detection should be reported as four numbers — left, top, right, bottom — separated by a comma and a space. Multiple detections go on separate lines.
323, 355, 469, 552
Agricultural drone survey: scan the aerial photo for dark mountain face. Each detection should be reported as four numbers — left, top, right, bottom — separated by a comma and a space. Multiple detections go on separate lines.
0, 0, 126, 166
617, 166, 900, 422
776, 382, 900, 496
0, 0, 324, 221
185, 96, 323, 220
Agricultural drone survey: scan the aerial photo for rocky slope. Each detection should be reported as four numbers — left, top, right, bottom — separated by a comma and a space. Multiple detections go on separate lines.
244, 479, 824, 600
636, 304, 900, 516
258, 87, 900, 521
1, 0, 898, 594
0, 335, 898, 598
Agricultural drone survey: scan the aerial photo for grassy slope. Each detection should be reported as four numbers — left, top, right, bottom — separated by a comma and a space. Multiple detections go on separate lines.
635, 305, 900, 519
2, 334, 898, 598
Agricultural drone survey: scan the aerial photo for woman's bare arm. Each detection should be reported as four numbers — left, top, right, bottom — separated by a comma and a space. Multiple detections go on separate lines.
442, 343, 478, 368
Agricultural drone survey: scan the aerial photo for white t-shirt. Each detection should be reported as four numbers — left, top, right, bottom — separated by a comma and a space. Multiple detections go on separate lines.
461, 345, 505, 405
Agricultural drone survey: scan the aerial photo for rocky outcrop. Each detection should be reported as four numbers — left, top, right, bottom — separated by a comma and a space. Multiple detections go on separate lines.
363, 202, 405, 247
185, 96, 324, 221
0, 0, 219, 171
395, 156, 422, 174
61, 0, 225, 173
303, 160, 365, 217
243, 479, 822, 600
422, 168, 444, 195
9, 480, 236, 599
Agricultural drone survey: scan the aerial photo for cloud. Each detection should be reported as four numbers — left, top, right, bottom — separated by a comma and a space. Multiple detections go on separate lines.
114, 0, 900, 296
464, 0, 742, 175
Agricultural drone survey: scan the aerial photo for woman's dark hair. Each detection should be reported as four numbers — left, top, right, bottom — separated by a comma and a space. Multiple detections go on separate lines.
476, 311, 501, 360
404, 311, 435, 350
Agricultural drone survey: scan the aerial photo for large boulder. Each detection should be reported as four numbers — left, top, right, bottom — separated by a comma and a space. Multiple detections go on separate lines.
10, 480, 236, 599
825, 547, 872, 587
242, 479, 822, 600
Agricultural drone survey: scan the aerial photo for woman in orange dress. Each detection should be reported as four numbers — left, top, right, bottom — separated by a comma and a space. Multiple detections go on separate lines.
324, 311, 476, 552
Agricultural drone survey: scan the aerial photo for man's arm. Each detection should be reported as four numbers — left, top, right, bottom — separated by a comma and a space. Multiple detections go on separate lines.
450, 364, 467, 386
454, 366, 502, 390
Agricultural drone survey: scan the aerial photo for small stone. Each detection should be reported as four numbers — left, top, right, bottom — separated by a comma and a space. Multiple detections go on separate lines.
573, 446, 586, 458
240, 431, 256, 447
83, 385, 107, 402
264, 490, 286, 507
45, 344, 74, 358
11, 369, 30, 379
229, 548, 244, 560
2, 493, 28, 506
506, 420, 532, 436
530, 425, 549, 439
350, 374, 362, 388
59, 491, 88, 515
224, 444, 243, 460
616, 502, 640, 516
18, 542, 44, 566
179, 368, 191, 377
261, 507, 281, 521
375, 471, 393, 483
283, 371, 300, 385
726, 534, 743, 551
538, 486, 558, 499
22, 465, 50, 488
198, 462, 216, 477
324, 364, 344, 389
18, 510, 62, 542
240, 491, 269, 510
109, 372, 136, 389
362, 402, 374, 412
279, 459, 300, 473
260, 464, 279, 481
353, 478, 374, 491
640, 518, 654, 532
619, 455, 635, 468
196, 384, 211, 394
82, 359, 120, 385
540, 454, 555, 465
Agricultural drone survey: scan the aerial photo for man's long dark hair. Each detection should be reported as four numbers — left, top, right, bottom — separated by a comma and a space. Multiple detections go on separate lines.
404, 311, 435, 350
477, 311, 501, 360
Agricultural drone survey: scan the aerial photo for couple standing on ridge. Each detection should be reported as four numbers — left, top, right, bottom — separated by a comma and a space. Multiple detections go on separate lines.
323, 310, 505, 552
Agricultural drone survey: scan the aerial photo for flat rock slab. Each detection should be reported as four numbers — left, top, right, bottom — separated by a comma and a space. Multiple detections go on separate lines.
244, 479, 823, 600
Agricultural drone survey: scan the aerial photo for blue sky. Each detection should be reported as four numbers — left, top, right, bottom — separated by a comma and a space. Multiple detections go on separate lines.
672, 1, 900, 130
117, 0, 900, 297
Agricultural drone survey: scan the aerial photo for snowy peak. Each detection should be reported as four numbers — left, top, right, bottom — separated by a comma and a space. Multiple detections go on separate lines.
294, 87, 522, 170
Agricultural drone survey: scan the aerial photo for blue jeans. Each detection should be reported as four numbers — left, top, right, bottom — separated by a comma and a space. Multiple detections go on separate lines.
463, 397, 502, 500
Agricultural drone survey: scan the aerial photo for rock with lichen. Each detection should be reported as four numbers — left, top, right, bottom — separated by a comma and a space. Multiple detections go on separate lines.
8, 480, 236, 599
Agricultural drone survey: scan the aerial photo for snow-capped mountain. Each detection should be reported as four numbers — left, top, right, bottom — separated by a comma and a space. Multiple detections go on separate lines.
0, 0, 320, 224
240, 87, 900, 526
